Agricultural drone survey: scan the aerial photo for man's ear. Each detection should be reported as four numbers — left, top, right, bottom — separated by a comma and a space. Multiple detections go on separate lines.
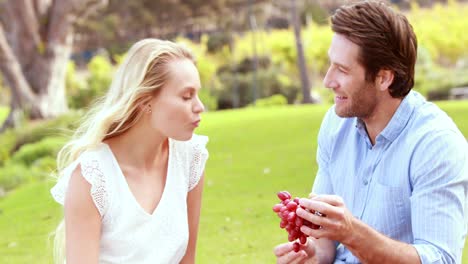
376, 69, 394, 92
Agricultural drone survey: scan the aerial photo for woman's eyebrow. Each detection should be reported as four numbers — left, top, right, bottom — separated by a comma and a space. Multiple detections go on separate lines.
181, 86, 200, 92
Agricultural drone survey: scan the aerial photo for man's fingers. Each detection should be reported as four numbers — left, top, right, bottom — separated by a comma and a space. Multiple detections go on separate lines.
277, 250, 307, 264
298, 198, 345, 220
297, 207, 334, 227
311, 194, 344, 206
274, 242, 293, 256
300, 224, 326, 239
298, 199, 332, 215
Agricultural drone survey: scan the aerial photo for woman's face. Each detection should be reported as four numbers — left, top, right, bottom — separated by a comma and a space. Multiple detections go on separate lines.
148, 58, 205, 141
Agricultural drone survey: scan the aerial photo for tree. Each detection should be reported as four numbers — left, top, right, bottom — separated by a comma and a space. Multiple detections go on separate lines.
0, 0, 108, 131
73, 0, 228, 55
291, 0, 313, 103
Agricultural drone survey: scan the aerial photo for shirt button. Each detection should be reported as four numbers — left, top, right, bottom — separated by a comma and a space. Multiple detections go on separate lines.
363, 179, 369, 185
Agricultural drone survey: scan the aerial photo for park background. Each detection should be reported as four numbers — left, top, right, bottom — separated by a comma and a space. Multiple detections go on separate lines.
0, 0, 467, 263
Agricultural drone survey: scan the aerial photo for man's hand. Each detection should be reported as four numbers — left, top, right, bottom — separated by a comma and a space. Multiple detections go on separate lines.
274, 239, 319, 264
296, 195, 356, 245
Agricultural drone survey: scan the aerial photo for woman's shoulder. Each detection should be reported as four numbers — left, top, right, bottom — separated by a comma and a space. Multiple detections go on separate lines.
173, 134, 209, 147
171, 134, 209, 191
171, 134, 209, 156
51, 142, 113, 216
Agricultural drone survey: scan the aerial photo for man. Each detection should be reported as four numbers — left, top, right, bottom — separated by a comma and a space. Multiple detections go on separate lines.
274, 1, 468, 263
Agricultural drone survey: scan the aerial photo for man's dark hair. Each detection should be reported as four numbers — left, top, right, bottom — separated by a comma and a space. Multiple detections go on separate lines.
331, 1, 417, 98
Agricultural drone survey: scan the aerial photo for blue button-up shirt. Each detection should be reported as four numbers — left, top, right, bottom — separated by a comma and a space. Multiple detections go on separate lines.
312, 91, 468, 264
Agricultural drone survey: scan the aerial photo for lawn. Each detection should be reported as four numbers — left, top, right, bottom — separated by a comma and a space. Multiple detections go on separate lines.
0, 100, 467, 263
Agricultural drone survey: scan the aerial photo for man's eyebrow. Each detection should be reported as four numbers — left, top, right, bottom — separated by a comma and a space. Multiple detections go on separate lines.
334, 61, 351, 71
327, 50, 351, 70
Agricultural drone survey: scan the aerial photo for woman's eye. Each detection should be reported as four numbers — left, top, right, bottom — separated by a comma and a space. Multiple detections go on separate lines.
183, 95, 192, 100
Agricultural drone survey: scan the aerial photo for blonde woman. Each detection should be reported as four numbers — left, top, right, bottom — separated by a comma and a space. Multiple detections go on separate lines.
51, 39, 209, 264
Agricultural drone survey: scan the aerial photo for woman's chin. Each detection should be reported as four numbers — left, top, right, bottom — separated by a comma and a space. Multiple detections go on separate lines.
171, 133, 193, 141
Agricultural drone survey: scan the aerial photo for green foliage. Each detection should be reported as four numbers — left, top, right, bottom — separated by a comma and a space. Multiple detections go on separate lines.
215, 66, 300, 109
0, 112, 79, 189
409, 1, 468, 64
0, 111, 80, 167
11, 137, 66, 167
207, 32, 232, 54
0, 75, 10, 106
414, 45, 468, 99
72, 2, 468, 110
0, 106, 9, 125
302, 1, 329, 25
0, 162, 46, 191
181, 3, 467, 107
198, 88, 217, 112
252, 94, 288, 107
0, 155, 56, 191
0, 130, 18, 166
69, 56, 113, 109
214, 56, 301, 108
65, 61, 86, 102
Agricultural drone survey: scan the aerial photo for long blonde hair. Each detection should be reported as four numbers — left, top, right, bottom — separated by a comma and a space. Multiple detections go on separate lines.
52, 38, 195, 263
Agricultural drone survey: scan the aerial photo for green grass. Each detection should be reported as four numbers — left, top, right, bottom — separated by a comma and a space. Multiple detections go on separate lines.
0, 180, 62, 263
0, 101, 467, 263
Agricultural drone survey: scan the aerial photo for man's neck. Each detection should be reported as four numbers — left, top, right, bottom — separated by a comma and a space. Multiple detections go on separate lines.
361, 97, 403, 145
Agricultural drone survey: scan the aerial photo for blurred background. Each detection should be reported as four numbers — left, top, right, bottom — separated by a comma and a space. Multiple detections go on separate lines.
0, 0, 467, 263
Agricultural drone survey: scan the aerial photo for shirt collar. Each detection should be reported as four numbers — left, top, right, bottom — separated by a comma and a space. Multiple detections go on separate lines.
354, 90, 422, 144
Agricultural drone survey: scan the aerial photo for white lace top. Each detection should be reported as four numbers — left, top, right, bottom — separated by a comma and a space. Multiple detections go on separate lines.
51, 134, 209, 264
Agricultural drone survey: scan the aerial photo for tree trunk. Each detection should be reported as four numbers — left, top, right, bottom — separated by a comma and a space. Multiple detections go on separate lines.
0, 0, 107, 131
291, 0, 314, 104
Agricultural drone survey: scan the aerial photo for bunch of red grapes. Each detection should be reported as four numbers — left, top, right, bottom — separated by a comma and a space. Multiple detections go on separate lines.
272, 191, 320, 252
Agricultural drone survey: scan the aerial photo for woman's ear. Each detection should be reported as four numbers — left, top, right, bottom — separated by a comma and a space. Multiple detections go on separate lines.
139, 96, 153, 114
376, 69, 394, 92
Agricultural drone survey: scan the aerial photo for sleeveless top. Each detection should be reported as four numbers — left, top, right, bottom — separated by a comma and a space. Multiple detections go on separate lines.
51, 134, 209, 263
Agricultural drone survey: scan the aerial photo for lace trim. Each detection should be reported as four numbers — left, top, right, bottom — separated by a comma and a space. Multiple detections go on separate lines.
50, 152, 108, 217
81, 157, 108, 216
188, 136, 209, 191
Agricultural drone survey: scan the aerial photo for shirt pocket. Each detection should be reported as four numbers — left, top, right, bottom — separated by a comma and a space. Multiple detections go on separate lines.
363, 181, 408, 239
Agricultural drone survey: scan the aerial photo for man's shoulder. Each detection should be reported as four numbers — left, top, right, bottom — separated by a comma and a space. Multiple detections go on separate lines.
403, 101, 467, 158
409, 99, 463, 140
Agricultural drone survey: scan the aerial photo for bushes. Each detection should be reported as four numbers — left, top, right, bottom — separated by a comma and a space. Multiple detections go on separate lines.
0, 133, 71, 191
0, 109, 81, 190
0, 160, 52, 191
252, 94, 288, 107
0, 111, 80, 166
0, 106, 8, 124
60, 2, 468, 112
68, 55, 113, 109
11, 137, 65, 167
207, 32, 232, 54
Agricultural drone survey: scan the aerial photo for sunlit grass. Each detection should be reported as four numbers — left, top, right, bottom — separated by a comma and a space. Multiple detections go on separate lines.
0, 100, 466, 263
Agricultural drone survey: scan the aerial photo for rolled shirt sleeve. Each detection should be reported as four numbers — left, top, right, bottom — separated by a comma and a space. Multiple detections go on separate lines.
410, 130, 468, 264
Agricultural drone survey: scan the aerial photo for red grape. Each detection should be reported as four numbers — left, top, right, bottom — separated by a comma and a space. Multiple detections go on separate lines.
292, 242, 300, 252
272, 190, 321, 248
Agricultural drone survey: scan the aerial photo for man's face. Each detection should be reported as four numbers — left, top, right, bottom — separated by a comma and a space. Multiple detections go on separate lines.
323, 34, 377, 119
